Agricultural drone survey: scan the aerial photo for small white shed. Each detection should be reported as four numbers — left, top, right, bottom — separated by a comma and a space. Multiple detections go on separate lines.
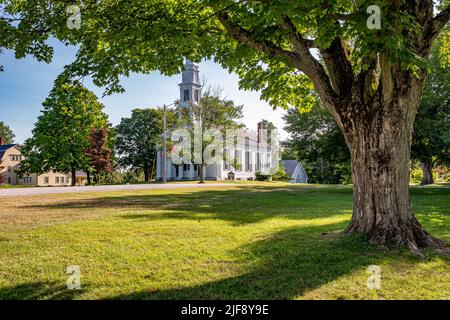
282, 160, 308, 183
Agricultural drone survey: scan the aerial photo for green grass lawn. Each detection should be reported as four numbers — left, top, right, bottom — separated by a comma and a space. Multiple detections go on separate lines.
0, 183, 448, 300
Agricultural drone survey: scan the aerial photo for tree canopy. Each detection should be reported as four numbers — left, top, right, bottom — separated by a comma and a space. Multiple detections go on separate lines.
1, 1, 447, 106
19, 81, 109, 185
84, 127, 114, 184
0, 121, 15, 144
115, 108, 177, 182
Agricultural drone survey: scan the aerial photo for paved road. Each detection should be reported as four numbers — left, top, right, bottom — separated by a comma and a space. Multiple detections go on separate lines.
0, 183, 235, 197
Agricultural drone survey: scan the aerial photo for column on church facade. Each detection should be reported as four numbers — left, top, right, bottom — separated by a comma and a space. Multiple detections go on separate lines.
166, 158, 172, 180
188, 163, 193, 180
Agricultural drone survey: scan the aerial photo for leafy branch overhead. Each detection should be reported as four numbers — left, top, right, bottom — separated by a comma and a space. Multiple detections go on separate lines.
1, 1, 448, 109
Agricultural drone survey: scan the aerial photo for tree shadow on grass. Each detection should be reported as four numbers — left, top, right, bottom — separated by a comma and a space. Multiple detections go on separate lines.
107, 224, 383, 300
21, 185, 354, 226
20, 185, 450, 230
0, 222, 445, 300
0, 281, 86, 300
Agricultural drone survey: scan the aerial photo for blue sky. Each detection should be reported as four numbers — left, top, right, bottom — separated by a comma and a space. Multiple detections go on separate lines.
0, 39, 288, 144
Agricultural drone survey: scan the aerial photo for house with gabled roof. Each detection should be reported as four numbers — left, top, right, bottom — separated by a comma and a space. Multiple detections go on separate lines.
0, 137, 86, 186
282, 160, 308, 183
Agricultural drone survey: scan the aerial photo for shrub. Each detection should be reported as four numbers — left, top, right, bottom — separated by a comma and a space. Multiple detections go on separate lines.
255, 172, 271, 181
410, 165, 423, 184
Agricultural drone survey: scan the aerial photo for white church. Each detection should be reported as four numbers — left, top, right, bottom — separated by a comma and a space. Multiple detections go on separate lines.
156, 60, 278, 181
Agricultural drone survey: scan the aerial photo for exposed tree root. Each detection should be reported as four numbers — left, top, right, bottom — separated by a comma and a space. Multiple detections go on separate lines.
345, 216, 449, 257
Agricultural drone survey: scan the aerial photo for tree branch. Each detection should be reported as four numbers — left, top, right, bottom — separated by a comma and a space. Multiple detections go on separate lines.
278, 15, 340, 107
217, 12, 342, 118
431, 5, 450, 37
217, 12, 298, 64
419, 4, 449, 56
320, 37, 354, 98
281, 15, 353, 101
280, 15, 316, 49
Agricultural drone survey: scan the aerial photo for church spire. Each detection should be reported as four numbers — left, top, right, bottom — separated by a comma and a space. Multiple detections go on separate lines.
179, 60, 201, 110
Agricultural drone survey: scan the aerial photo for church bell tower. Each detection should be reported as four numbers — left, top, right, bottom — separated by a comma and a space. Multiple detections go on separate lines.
179, 60, 202, 111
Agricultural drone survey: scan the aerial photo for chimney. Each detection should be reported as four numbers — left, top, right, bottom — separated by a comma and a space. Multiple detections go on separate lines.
257, 122, 266, 143
0, 137, 4, 146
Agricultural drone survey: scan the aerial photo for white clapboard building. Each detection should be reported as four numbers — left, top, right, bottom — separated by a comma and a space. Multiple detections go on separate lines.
156, 60, 277, 181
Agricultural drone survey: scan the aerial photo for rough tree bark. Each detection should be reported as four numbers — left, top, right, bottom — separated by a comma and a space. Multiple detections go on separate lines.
421, 161, 434, 185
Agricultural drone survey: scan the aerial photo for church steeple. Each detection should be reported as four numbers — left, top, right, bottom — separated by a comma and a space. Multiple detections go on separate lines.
179, 60, 202, 110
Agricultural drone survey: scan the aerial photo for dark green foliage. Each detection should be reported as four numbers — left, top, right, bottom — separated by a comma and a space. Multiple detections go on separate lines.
283, 104, 351, 184
412, 37, 450, 169
115, 108, 177, 182
2, 1, 447, 103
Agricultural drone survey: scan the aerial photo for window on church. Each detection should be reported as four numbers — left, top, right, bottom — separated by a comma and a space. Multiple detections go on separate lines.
194, 90, 199, 102
194, 71, 198, 83
256, 153, 261, 172
223, 148, 230, 170
245, 151, 252, 172
184, 90, 190, 102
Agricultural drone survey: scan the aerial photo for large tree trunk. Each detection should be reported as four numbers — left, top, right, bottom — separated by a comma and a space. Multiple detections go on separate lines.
421, 160, 434, 185
341, 69, 447, 252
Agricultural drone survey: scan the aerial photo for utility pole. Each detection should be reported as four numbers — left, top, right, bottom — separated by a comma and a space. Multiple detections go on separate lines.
163, 104, 167, 184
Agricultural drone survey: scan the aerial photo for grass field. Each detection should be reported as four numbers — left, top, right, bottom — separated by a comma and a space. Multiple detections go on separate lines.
0, 183, 448, 300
